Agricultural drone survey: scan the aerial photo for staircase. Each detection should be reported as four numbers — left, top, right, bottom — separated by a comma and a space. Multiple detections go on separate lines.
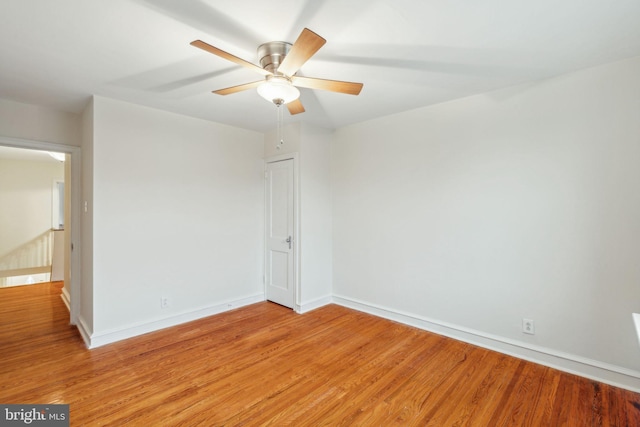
0, 230, 53, 280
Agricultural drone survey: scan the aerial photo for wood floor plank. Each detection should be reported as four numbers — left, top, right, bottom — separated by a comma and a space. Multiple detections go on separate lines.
2, 283, 640, 426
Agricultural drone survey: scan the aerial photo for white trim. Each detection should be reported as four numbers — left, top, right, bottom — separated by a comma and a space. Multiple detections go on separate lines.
332, 294, 640, 393
265, 152, 298, 164
0, 135, 77, 154
296, 295, 332, 314
264, 153, 300, 311
633, 313, 640, 347
76, 315, 92, 348
60, 288, 71, 312
0, 135, 82, 325
87, 293, 265, 348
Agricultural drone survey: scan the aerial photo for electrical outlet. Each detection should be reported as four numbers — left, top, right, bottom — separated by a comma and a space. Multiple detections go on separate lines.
161, 297, 170, 309
522, 318, 535, 335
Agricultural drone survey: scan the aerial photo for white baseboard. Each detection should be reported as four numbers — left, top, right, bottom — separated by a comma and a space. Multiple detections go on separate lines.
296, 295, 332, 314
60, 288, 71, 312
87, 294, 265, 349
76, 315, 92, 348
332, 294, 640, 393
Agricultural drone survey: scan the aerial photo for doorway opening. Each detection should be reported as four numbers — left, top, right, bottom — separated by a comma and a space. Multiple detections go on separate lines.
0, 136, 81, 324
0, 147, 64, 287
264, 154, 299, 310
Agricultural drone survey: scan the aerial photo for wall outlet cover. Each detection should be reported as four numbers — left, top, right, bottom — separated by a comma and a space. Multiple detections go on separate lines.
161, 297, 170, 309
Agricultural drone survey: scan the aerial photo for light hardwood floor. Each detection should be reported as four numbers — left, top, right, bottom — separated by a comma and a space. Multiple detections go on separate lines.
1, 283, 639, 426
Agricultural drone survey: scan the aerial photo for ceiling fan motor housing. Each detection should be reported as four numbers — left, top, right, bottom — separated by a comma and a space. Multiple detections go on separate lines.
257, 41, 292, 74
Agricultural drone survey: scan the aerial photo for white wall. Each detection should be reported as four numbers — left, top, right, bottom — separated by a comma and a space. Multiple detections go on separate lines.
298, 125, 333, 309
0, 98, 81, 146
0, 158, 64, 261
88, 96, 264, 343
332, 56, 640, 388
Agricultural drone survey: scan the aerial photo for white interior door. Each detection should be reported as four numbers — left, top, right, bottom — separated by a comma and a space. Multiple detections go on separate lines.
265, 158, 295, 308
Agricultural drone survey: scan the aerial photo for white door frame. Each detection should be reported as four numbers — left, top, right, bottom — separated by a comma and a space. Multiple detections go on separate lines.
0, 135, 82, 325
264, 152, 300, 312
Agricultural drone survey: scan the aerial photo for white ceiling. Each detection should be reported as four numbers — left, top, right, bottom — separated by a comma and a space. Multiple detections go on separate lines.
1, 0, 639, 132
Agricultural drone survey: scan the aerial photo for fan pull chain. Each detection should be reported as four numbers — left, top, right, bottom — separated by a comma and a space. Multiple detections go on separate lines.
276, 103, 284, 150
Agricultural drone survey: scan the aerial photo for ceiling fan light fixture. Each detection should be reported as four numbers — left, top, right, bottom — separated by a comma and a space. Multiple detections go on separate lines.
257, 76, 300, 105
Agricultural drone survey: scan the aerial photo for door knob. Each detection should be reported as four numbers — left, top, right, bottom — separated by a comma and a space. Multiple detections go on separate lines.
286, 236, 292, 249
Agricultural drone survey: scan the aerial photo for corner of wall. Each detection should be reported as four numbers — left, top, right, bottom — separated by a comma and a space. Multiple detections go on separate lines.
80, 96, 94, 335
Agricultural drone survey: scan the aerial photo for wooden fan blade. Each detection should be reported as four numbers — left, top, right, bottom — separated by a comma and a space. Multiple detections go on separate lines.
191, 40, 271, 76
292, 76, 363, 95
287, 99, 305, 115
213, 81, 263, 95
277, 28, 326, 76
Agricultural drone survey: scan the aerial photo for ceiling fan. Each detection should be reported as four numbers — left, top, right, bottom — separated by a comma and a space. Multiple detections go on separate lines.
191, 28, 363, 115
